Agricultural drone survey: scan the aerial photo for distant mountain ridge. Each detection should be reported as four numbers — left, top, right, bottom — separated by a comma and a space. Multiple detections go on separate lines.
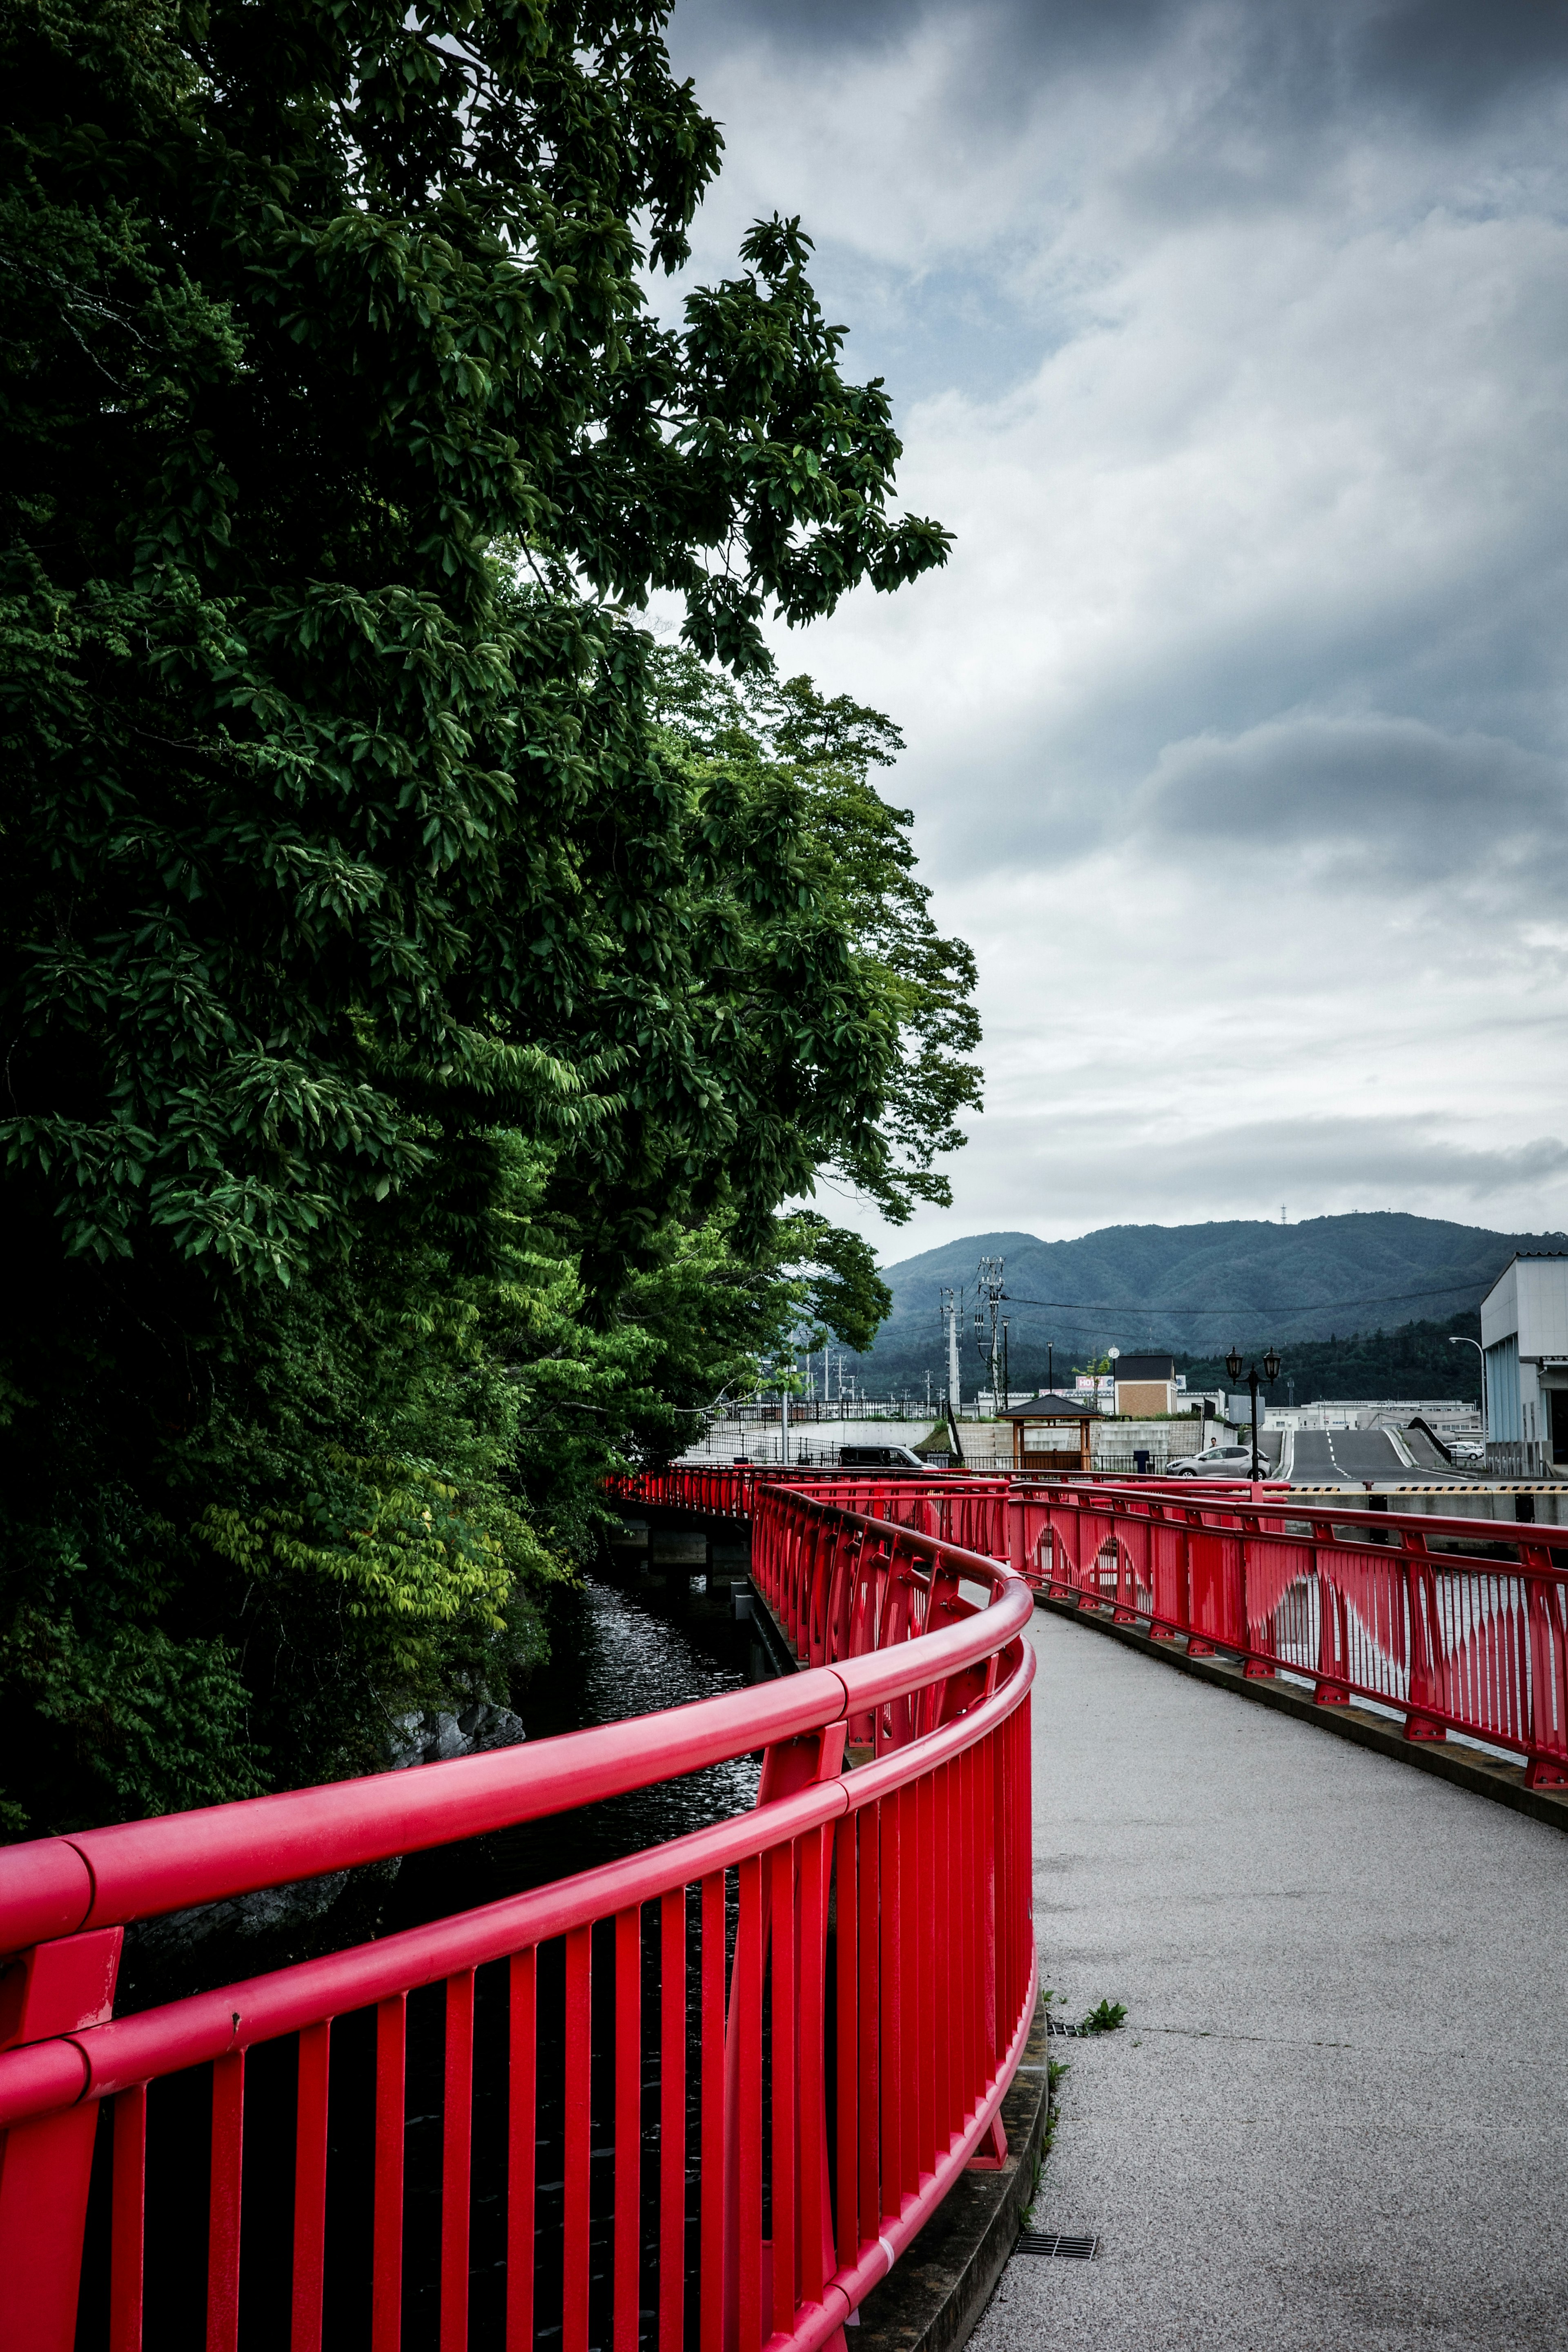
843, 1212, 1566, 1388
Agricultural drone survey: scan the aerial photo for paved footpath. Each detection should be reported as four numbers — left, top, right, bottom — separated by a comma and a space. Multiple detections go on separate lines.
972, 1608, 1568, 2352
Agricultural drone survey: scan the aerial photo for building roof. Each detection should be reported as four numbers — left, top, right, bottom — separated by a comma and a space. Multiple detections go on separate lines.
997, 1392, 1100, 1421
1113, 1353, 1176, 1383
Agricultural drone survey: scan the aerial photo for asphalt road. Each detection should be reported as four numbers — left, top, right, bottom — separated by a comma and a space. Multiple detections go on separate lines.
1290, 1427, 1410, 1483
971, 1608, 1568, 2352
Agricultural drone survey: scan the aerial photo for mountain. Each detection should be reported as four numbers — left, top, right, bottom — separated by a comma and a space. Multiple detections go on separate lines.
838, 1212, 1565, 1392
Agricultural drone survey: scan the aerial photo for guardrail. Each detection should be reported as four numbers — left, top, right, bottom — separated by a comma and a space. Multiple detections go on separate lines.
0, 1479, 1036, 2352
638, 1465, 1568, 1784
1015, 1476, 1568, 1785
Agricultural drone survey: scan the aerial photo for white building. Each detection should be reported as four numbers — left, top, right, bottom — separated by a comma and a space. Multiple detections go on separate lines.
1481, 1254, 1568, 1473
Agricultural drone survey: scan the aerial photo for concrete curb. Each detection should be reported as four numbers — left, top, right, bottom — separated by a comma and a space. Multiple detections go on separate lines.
1036, 1593, 1568, 1833
744, 1577, 803, 1679
852, 1990, 1053, 2352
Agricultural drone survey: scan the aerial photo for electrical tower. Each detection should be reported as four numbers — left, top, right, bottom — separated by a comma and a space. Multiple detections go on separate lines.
974, 1257, 1006, 1410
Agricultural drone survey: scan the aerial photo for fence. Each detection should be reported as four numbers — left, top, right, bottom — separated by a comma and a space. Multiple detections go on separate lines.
1485, 1439, 1558, 1479
1009, 1476, 1568, 1786
719, 1467, 1568, 1784
0, 1478, 1035, 2352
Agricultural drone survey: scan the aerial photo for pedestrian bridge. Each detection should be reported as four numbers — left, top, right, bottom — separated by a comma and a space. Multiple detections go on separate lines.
2, 1467, 1565, 2352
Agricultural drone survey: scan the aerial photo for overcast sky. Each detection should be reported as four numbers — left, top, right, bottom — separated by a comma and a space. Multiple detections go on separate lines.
662, 0, 1568, 1263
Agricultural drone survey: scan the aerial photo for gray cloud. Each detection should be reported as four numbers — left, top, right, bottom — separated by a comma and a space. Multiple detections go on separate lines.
661, 0, 1568, 1264
669, 1, 1568, 141
1134, 715, 1568, 891
872, 1111, 1568, 1254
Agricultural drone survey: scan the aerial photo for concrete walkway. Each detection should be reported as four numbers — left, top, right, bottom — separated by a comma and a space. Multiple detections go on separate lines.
973, 1608, 1568, 2352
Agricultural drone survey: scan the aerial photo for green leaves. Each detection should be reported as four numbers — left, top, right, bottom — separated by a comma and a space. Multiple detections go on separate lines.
0, 0, 970, 1835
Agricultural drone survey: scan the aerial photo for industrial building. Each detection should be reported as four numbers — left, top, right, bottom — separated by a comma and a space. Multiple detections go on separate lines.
1480, 1252, 1568, 1474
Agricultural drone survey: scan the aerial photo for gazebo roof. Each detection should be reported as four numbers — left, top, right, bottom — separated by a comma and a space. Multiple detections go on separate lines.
997, 1392, 1100, 1421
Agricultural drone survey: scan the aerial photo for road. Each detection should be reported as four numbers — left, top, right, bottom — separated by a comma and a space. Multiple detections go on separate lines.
1287, 1427, 1477, 1486
972, 1605, 1568, 2352
1290, 1426, 1410, 1483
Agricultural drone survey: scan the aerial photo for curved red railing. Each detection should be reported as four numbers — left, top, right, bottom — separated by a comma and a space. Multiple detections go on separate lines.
1014, 1475, 1568, 1785
638, 1463, 1568, 1784
0, 1478, 1036, 2352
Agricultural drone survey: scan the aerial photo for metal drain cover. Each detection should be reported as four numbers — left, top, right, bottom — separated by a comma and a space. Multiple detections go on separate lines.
1045, 2016, 1080, 2037
1017, 2232, 1099, 2260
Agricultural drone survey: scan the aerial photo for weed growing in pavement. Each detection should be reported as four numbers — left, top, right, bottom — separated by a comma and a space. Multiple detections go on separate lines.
1021, 2060, 1069, 2231
1079, 1999, 1128, 2034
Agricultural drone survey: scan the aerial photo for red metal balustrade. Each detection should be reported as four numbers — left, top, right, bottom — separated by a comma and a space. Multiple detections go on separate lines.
0, 1479, 1036, 2352
641, 1463, 1568, 1782
1010, 1474, 1568, 1786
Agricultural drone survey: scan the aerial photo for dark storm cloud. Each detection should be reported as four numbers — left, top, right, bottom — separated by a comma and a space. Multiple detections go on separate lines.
670, 0, 1568, 125
1135, 717, 1568, 891
1363, 0, 1568, 118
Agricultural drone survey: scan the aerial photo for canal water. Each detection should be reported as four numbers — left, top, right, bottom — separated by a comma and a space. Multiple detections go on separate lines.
381, 1559, 774, 1937
82, 1553, 783, 2352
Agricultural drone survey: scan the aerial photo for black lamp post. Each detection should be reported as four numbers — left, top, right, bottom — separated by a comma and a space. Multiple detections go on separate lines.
1225, 1343, 1283, 1480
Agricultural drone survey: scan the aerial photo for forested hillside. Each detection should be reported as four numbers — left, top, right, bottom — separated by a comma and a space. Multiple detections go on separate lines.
841, 1213, 1559, 1392
1176, 1316, 1485, 1408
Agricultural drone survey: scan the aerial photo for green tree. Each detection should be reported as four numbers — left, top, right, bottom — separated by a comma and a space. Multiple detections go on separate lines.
641, 648, 982, 1230
0, 0, 967, 1833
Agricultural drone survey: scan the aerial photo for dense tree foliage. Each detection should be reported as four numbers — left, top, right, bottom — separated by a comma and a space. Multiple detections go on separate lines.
0, 0, 967, 1833
1176, 1314, 1486, 1410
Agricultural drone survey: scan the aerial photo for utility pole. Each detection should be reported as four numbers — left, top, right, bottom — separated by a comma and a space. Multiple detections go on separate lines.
974, 1256, 1006, 1413
941, 1287, 960, 1415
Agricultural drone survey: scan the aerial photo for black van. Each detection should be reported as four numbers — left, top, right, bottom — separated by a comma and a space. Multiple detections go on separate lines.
838, 1444, 929, 1471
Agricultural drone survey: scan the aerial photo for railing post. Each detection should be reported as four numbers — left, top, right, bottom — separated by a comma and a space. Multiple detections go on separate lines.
0, 1925, 123, 2352
1521, 1544, 1568, 1787
1310, 1518, 1351, 1705
722, 1723, 848, 2352
1401, 1531, 1446, 1742
1007, 1494, 1027, 1577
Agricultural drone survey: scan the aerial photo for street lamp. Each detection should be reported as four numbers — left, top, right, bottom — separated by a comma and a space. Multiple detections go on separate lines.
1447, 1335, 1488, 1442
1225, 1343, 1283, 1481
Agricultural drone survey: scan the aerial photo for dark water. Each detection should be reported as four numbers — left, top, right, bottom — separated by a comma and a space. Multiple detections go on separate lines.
78, 1563, 779, 2352
382, 1567, 773, 1936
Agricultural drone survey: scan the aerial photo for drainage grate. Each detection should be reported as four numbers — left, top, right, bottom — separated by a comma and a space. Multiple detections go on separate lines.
1017, 2232, 1100, 2260
1045, 2015, 1081, 2037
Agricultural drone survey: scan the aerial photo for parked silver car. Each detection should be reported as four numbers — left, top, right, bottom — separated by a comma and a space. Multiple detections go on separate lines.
1166, 1443, 1258, 1477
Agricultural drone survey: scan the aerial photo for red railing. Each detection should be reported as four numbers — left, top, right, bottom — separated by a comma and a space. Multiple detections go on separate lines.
622, 1466, 1015, 1569
1015, 1476, 1568, 1786
637, 1463, 1568, 1785
0, 1479, 1035, 2352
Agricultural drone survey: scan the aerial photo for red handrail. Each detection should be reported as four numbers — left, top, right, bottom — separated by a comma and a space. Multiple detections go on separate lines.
634, 1463, 1568, 1782
1013, 1474, 1568, 1784
0, 1479, 1036, 2352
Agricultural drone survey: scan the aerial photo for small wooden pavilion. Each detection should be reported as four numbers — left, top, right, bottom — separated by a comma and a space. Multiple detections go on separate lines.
997, 1392, 1100, 1473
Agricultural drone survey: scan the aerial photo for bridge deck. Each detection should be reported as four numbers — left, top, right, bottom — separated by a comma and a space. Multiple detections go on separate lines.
977, 1607, 1568, 2352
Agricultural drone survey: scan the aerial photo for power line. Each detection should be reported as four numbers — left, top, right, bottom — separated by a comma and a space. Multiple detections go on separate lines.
1000, 1280, 1488, 1318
